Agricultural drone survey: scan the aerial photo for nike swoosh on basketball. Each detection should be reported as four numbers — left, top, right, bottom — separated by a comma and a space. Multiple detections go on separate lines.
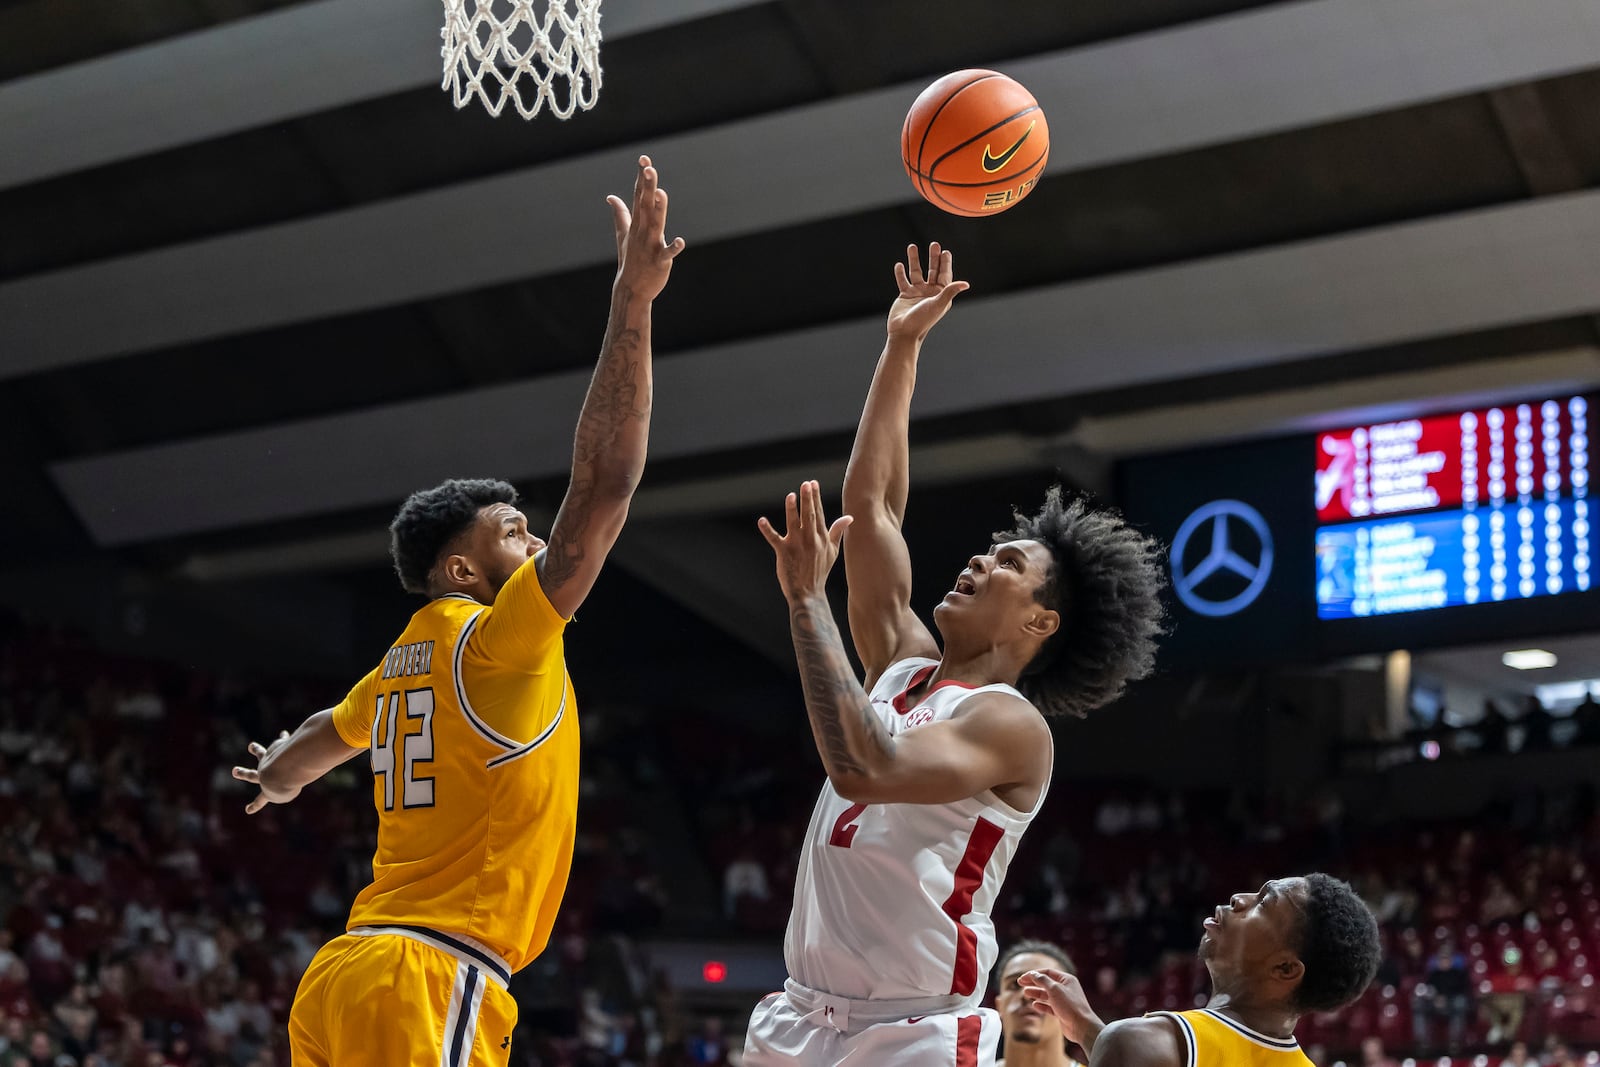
981, 121, 1035, 172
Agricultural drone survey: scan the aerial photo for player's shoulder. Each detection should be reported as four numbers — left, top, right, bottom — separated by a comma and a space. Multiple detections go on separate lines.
1094, 1015, 1189, 1067
415, 592, 485, 638
950, 687, 1048, 739
423, 592, 485, 620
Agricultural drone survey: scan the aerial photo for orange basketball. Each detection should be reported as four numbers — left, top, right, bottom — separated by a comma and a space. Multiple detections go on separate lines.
901, 69, 1050, 218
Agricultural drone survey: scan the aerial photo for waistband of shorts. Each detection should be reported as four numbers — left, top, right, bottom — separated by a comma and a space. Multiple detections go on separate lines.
782, 977, 974, 1030
347, 924, 511, 989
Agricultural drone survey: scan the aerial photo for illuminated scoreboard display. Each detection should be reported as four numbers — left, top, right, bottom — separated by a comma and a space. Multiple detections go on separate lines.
1315, 396, 1592, 619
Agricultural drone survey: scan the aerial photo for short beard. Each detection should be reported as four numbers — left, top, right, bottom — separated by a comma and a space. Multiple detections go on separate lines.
1009, 1031, 1042, 1045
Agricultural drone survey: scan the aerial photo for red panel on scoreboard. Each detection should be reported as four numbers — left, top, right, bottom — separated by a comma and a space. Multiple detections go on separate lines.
1315, 399, 1586, 523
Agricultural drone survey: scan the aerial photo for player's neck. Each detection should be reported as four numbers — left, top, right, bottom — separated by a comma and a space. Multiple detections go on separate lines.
1201, 991, 1300, 1042
930, 642, 1026, 690
999, 1040, 1077, 1067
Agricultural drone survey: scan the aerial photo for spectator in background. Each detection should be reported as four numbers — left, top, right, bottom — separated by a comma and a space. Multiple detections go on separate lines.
1310, 787, 1345, 859
23, 1030, 53, 1067
1480, 700, 1512, 754
648, 969, 683, 1053
686, 1016, 727, 1066
1521, 697, 1555, 752
1131, 795, 1162, 832
0, 937, 18, 984
1413, 940, 1472, 1053
1481, 875, 1524, 926
1542, 1040, 1580, 1067
50, 985, 96, 1061
231, 980, 272, 1044
1372, 878, 1419, 929
722, 850, 770, 921
1484, 946, 1534, 1044
580, 988, 617, 1057
1359, 1037, 1399, 1067
1502, 1040, 1536, 1066
1093, 796, 1133, 837
1573, 692, 1600, 746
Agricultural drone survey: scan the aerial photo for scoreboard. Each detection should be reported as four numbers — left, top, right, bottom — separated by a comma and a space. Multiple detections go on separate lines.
1117, 390, 1600, 669
1314, 397, 1591, 619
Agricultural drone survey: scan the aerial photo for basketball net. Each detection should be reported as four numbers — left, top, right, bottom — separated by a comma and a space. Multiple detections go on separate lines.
440, 0, 602, 120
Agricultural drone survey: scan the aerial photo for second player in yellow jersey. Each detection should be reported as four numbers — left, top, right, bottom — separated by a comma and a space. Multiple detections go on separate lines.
1016, 876, 1381, 1067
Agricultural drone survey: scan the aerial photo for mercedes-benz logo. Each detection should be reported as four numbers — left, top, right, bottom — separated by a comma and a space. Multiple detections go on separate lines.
1170, 500, 1274, 618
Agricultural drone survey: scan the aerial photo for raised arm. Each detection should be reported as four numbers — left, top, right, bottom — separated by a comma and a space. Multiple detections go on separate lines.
760, 481, 1048, 804
536, 155, 685, 620
842, 244, 968, 687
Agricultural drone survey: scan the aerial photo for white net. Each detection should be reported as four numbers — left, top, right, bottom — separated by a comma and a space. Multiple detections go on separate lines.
440, 0, 603, 120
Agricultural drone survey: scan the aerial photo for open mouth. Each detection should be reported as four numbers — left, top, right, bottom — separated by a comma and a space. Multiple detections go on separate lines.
951, 574, 976, 596
1203, 906, 1224, 929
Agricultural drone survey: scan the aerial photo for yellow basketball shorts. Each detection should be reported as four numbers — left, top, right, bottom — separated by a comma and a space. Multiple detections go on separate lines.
289, 926, 518, 1067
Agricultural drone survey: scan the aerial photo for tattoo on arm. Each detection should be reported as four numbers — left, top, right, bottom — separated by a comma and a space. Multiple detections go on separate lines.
542, 286, 651, 591
790, 596, 893, 779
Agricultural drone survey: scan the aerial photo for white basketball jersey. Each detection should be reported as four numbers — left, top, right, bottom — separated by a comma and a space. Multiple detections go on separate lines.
783, 658, 1051, 1003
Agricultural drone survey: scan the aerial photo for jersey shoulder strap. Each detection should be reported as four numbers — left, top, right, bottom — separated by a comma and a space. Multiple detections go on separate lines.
869, 657, 940, 701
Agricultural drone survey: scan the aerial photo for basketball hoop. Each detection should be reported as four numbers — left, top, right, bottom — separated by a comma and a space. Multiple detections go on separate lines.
440, 0, 602, 120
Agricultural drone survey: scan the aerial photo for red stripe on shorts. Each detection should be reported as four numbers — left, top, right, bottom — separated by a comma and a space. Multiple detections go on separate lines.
955, 1014, 982, 1067
941, 816, 1005, 995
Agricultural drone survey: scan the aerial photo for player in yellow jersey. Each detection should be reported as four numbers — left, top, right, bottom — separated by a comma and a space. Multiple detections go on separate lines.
995, 940, 1085, 1067
1017, 875, 1379, 1067
227, 155, 685, 1067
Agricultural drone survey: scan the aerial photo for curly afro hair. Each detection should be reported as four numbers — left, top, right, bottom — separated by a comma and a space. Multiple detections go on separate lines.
996, 938, 1077, 983
1292, 873, 1381, 1013
389, 478, 519, 595
994, 486, 1166, 718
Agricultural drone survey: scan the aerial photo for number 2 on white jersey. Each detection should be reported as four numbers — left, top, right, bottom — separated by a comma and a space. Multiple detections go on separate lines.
371, 687, 436, 810
829, 803, 868, 848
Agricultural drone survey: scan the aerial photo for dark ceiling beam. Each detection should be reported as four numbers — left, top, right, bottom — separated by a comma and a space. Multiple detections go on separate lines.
1069, 346, 1600, 457
1487, 82, 1600, 343
777, 0, 884, 95
1489, 83, 1587, 195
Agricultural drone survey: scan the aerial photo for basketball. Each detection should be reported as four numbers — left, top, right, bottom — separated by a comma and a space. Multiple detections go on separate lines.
901, 69, 1050, 217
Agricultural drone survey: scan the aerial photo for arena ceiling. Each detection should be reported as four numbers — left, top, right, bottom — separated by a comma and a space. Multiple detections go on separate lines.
4, 0, 1600, 667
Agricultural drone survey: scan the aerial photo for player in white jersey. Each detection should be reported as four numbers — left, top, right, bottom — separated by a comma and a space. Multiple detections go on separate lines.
745, 244, 1167, 1066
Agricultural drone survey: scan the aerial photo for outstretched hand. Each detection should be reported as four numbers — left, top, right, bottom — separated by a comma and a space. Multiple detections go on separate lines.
758, 480, 853, 603
231, 731, 299, 815
609, 154, 687, 301
887, 242, 969, 342
1018, 968, 1105, 1052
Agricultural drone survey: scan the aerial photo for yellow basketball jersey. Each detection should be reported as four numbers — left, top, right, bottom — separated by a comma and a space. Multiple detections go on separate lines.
330, 558, 578, 973
1150, 1009, 1314, 1067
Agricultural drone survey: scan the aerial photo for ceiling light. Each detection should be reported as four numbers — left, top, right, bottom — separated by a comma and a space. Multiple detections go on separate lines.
1503, 649, 1558, 670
